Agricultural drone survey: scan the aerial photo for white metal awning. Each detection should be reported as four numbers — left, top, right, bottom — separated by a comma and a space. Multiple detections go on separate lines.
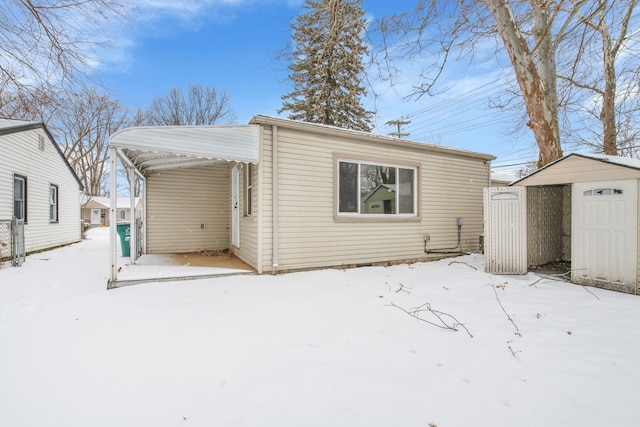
109, 124, 260, 175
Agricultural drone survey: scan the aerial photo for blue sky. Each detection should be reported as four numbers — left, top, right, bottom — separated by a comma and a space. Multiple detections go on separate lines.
96, 0, 539, 177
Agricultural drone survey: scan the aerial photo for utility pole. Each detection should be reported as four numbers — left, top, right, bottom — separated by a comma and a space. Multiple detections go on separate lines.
387, 119, 410, 138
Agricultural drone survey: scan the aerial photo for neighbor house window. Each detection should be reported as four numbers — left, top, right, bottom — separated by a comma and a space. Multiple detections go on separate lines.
14, 175, 27, 222
245, 163, 253, 216
117, 209, 127, 220
337, 159, 417, 217
49, 185, 58, 223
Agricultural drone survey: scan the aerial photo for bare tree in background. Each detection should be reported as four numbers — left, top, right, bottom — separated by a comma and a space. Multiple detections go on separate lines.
142, 85, 236, 126
0, 0, 126, 97
1, 84, 131, 196
377, 1, 570, 167
56, 87, 130, 196
558, 0, 639, 156
377, 1, 640, 164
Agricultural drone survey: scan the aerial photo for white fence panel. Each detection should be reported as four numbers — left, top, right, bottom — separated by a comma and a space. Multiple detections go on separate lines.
484, 187, 527, 274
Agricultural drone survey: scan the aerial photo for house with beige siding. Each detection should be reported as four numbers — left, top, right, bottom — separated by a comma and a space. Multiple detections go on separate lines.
107, 116, 495, 286
485, 153, 640, 295
0, 119, 84, 255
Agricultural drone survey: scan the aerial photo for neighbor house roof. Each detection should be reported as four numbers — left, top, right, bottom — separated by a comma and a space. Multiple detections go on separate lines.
82, 196, 140, 209
512, 153, 640, 186
0, 119, 84, 191
108, 124, 261, 175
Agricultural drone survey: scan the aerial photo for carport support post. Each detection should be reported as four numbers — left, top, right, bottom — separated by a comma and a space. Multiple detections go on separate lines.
128, 166, 136, 265
109, 147, 118, 285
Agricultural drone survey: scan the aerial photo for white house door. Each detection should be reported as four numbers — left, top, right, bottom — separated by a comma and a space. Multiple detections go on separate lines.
483, 186, 528, 274
231, 165, 240, 248
572, 180, 637, 288
91, 209, 101, 225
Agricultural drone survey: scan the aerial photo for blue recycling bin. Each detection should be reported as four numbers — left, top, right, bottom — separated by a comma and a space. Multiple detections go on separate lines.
116, 223, 131, 257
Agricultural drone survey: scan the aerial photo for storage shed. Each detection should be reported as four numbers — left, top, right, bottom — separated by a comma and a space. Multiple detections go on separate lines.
485, 153, 640, 294
107, 115, 495, 286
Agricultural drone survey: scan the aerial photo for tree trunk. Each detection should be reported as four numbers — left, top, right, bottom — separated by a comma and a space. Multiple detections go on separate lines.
600, 14, 618, 155
485, 0, 563, 167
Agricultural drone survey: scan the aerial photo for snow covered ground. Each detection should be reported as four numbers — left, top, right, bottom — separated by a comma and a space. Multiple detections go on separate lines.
1, 227, 639, 427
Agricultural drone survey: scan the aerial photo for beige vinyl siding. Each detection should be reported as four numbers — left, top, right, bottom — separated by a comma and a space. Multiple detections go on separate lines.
146, 165, 230, 253
518, 156, 640, 186
0, 128, 81, 253
266, 125, 490, 272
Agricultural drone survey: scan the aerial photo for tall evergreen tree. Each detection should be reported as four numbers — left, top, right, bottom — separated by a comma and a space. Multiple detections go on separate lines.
280, 0, 374, 132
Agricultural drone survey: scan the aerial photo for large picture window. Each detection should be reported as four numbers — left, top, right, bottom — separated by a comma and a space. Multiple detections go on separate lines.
338, 159, 417, 217
49, 184, 58, 223
14, 175, 27, 222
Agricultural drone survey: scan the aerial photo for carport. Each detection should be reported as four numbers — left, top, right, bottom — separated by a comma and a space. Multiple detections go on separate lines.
485, 153, 640, 294
107, 125, 260, 288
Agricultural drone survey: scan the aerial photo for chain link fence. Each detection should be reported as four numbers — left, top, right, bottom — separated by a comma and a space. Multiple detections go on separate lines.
0, 218, 25, 267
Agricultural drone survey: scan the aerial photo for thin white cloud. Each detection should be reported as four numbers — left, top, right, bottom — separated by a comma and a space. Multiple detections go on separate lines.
91, 0, 293, 72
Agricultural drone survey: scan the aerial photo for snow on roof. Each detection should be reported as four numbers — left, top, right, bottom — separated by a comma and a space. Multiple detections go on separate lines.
83, 196, 140, 209
511, 152, 640, 186
577, 152, 640, 170
0, 118, 39, 130
109, 125, 260, 174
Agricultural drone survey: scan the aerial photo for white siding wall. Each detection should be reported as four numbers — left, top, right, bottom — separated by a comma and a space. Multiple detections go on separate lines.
146, 165, 230, 253
258, 125, 490, 272
0, 127, 81, 253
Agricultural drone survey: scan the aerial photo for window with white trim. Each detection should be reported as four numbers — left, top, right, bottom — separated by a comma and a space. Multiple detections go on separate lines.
338, 160, 417, 216
14, 175, 27, 221
49, 184, 58, 223
117, 209, 127, 220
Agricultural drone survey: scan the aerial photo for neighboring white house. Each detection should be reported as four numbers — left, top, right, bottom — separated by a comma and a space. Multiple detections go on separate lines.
81, 196, 142, 227
485, 153, 640, 295
107, 115, 495, 285
0, 119, 84, 254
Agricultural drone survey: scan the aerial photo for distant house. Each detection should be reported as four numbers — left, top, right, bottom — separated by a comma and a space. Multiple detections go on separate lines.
362, 184, 397, 214
485, 153, 640, 295
107, 115, 495, 284
81, 196, 142, 226
0, 119, 84, 254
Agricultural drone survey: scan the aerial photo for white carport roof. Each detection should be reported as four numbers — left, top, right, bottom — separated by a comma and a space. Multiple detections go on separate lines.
109, 124, 260, 175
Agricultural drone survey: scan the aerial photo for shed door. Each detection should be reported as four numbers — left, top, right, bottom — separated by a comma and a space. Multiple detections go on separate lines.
484, 187, 527, 274
91, 209, 101, 225
572, 180, 637, 287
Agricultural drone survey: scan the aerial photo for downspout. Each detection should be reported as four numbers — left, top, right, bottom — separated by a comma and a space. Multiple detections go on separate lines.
272, 125, 279, 272
109, 147, 118, 287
